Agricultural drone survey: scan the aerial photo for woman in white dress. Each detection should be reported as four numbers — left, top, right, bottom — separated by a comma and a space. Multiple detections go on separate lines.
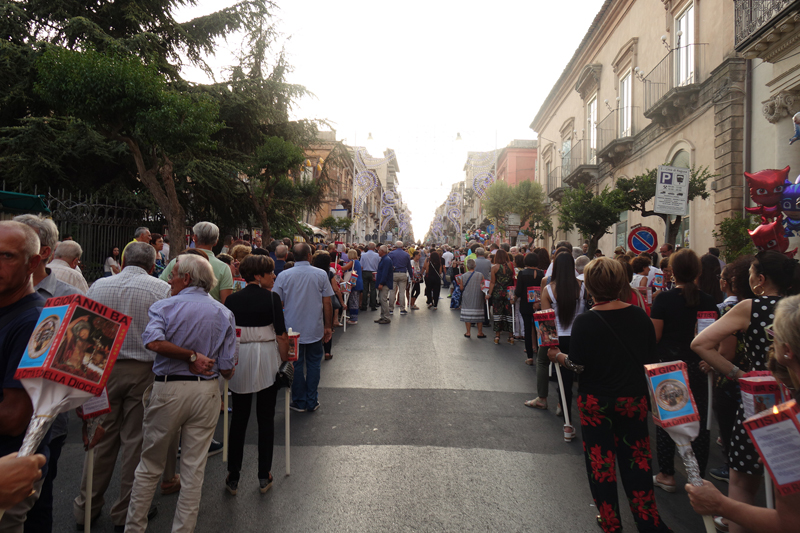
223, 254, 290, 495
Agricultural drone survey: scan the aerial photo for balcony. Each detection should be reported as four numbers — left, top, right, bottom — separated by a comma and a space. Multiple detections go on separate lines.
735, 0, 800, 61
547, 167, 565, 201
643, 44, 707, 128
562, 139, 599, 187
596, 106, 639, 166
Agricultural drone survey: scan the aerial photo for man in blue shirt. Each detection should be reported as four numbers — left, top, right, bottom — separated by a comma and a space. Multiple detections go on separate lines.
359, 242, 380, 311
388, 241, 413, 315
375, 245, 394, 324
272, 243, 334, 412
0, 221, 48, 531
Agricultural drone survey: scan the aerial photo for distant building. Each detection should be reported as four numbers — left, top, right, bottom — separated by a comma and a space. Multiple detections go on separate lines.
495, 140, 537, 187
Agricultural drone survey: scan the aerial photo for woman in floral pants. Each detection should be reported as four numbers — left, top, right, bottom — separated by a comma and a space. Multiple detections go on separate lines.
549, 258, 670, 532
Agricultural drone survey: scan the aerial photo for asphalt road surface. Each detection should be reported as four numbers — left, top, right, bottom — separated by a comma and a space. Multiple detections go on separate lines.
50, 299, 750, 532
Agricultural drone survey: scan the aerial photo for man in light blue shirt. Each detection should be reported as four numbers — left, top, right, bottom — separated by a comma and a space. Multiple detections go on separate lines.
272, 243, 334, 413
358, 242, 380, 311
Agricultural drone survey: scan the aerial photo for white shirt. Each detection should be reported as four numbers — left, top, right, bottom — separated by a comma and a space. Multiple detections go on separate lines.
442, 251, 454, 268
48, 258, 89, 293
87, 266, 171, 362
104, 256, 120, 274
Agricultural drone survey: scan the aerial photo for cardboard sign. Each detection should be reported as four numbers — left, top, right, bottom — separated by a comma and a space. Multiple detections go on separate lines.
653, 273, 664, 288
740, 371, 783, 419
340, 280, 352, 294
483, 280, 490, 291
533, 310, 559, 347
744, 399, 800, 495
287, 328, 299, 362
644, 361, 701, 429
507, 285, 516, 300
696, 311, 717, 335
232, 278, 246, 293
76, 388, 111, 420
16, 295, 131, 396
527, 286, 541, 303
234, 328, 241, 366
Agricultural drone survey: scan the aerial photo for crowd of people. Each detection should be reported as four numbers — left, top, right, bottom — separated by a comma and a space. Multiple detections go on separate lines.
1, 215, 799, 533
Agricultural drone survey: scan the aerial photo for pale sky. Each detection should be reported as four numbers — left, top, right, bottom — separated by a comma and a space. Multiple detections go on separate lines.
178, 0, 604, 239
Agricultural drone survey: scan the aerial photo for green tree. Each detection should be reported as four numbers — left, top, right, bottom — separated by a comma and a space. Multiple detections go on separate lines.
712, 213, 759, 262
514, 180, 551, 240
34, 47, 223, 256
319, 215, 353, 239
481, 181, 515, 230
615, 167, 714, 246
558, 184, 626, 256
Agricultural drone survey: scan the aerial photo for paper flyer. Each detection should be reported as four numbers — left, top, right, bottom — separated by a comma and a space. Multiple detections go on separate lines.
740, 372, 783, 419
696, 311, 717, 335
16, 295, 131, 396
76, 388, 111, 420
653, 273, 664, 288
527, 286, 541, 303
644, 361, 701, 428
232, 278, 246, 293
744, 400, 800, 495
507, 285, 515, 300
533, 310, 559, 347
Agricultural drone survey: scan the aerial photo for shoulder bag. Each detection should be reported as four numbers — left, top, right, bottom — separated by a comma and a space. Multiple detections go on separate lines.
267, 289, 294, 389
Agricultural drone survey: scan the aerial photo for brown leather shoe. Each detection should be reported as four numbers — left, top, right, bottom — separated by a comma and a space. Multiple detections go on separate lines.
160, 474, 181, 495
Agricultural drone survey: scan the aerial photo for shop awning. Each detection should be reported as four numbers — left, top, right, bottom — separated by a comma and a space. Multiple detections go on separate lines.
0, 191, 50, 214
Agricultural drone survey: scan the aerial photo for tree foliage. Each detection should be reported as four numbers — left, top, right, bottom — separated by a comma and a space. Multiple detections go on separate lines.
615, 167, 714, 246
558, 185, 626, 256
482, 181, 515, 229
482, 179, 550, 239
712, 212, 759, 263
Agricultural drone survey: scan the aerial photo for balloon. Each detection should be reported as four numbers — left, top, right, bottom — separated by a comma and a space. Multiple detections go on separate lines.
781, 177, 800, 237
749, 216, 797, 258
744, 166, 789, 222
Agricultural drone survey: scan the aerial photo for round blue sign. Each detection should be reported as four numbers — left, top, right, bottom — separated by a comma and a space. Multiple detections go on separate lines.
627, 226, 658, 254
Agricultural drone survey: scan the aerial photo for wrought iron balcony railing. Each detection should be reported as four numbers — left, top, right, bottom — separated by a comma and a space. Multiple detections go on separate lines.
643, 44, 706, 115
548, 166, 562, 197
735, 0, 798, 49
596, 107, 639, 165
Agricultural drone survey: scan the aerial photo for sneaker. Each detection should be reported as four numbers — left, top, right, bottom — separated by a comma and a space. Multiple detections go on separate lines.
225, 475, 238, 495
709, 465, 729, 483
308, 402, 320, 412
389, 310, 394, 315
289, 403, 306, 413
208, 439, 223, 457
400, 309, 407, 315
347, 320, 358, 325
259, 475, 273, 494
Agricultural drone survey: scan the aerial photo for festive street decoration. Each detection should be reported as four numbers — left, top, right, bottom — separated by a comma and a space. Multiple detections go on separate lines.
352, 147, 396, 217
749, 217, 797, 258
744, 166, 799, 257
467, 151, 497, 199
445, 191, 462, 236
380, 189, 398, 232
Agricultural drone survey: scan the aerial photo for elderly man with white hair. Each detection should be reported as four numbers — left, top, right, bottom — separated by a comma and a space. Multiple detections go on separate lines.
48, 240, 89, 293
160, 221, 233, 304
387, 240, 413, 314
126, 253, 236, 533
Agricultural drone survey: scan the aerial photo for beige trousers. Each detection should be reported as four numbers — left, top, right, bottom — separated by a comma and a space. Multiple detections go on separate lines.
125, 378, 219, 533
72, 360, 179, 526
0, 478, 44, 533
379, 286, 391, 320
390, 272, 408, 311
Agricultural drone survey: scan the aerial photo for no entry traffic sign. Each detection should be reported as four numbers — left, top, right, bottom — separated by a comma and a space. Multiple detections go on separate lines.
627, 226, 658, 254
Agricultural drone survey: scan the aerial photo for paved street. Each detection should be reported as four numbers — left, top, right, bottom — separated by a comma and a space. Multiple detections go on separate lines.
51, 302, 732, 532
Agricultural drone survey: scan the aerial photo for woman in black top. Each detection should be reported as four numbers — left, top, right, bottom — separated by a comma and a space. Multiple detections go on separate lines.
549, 257, 670, 533
312, 252, 343, 360
422, 251, 444, 309
224, 254, 290, 495
514, 252, 545, 365
650, 248, 718, 492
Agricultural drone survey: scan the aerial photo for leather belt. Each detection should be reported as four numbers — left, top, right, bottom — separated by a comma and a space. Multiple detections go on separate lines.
154, 375, 214, 382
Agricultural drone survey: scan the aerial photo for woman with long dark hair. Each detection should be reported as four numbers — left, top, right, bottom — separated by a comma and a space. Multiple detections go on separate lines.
692, 251, 800, 533
515, 252, 545, 364
650, 248, 718, 493
540, 252, 584, 441
312, 252, 344, 360
422, 250, 444, 309
487, 249, 515, 344
103, 246, 121, 277
699, 253, 724, 305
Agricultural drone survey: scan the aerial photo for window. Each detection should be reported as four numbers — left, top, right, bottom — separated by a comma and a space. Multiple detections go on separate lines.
587, 96, 597, 164
619, 71, 632, 137
676, 4, 695, 86
616, 211, 628, 249
671, 149, 690, 169
562, 138, 572, 174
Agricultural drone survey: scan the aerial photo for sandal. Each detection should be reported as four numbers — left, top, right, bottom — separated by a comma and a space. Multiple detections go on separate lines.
494, 337, 500, 344
464, 333, 471, 338
507, 337, 514, 345
525, 358, 534, 365
477, 334, 486, 338
524, 398, 548, 409
652, 474, 677, 493
564, 424, 575, 442
324, 353, 332, 360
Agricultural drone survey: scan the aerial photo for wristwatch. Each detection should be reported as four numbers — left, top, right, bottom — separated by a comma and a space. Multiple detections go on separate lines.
189, 350, 197, 363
